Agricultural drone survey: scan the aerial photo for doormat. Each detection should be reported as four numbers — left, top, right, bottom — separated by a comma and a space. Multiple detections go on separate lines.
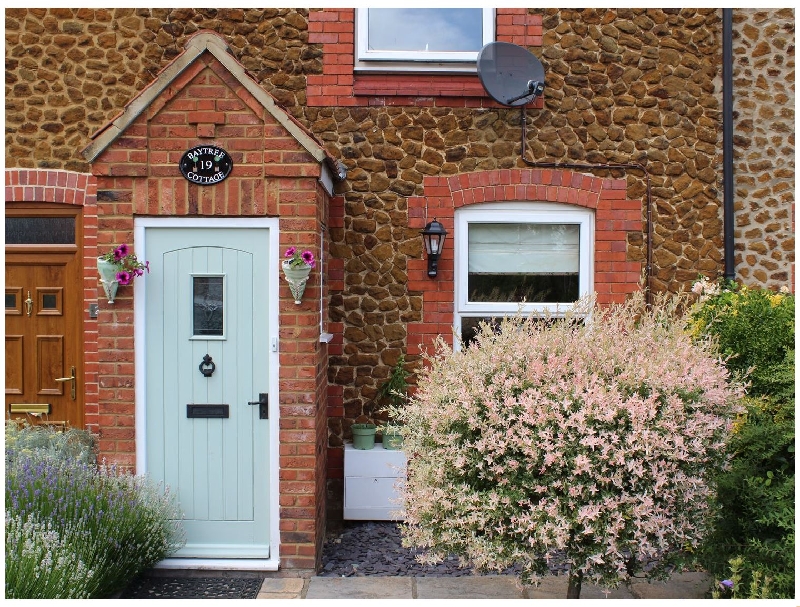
119, 575, 263, 599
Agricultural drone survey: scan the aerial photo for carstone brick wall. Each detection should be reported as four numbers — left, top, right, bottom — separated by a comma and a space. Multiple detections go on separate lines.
4, 8, 795, 512
731, 9, 795, 289
5, 7, 316, 173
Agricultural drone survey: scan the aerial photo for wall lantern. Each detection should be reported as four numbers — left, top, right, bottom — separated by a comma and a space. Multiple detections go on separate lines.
421, 219, 447, 278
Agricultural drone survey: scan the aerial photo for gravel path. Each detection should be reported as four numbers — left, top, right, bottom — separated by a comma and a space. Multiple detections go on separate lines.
320, 521, 541, 577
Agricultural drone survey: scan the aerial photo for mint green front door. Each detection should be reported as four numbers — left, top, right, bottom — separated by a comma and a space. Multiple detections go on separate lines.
144, 227, 271, 558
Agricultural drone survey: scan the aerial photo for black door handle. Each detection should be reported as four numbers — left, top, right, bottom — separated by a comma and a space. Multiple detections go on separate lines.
247, 393, 269, 419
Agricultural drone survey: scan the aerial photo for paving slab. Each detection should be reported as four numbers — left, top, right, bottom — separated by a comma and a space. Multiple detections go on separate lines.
525, 571, 712, 600
305, 577, 413, 600
416, 575, 525, 600
629, 571, 712, 599
524, 575, 635, 599
257, 577, 306, 599
299, 571, 714, 600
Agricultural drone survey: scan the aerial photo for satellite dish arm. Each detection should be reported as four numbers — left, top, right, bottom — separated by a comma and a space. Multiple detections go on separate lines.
507, 80, 545, 105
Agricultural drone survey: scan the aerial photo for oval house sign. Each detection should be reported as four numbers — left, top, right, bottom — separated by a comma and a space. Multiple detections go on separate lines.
179, 145, 233, 185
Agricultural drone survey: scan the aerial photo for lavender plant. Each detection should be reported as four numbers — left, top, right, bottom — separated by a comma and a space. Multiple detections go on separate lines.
5, 423, 184, 599
5, 513, 95, 599
395, 291, 743, 598
5, 419, 95, 466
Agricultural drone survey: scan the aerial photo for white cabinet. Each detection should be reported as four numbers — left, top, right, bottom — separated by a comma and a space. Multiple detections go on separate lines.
343, 443, 406, 520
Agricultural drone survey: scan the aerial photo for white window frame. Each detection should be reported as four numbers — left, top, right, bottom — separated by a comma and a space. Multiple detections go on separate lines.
454, 203, 594, 339
355, 8, 495, 73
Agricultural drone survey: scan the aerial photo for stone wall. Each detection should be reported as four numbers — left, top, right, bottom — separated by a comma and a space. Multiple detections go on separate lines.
731, 9, 795, 289
5, 7, 795, 458
5, 7, 316, 172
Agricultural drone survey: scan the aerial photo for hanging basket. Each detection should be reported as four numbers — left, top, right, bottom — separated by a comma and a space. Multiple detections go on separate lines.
282, 260, 312, 304
97, 257, 120, 304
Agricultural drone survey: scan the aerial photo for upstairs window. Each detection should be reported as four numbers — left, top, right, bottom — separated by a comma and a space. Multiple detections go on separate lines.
355, 8, 495, 72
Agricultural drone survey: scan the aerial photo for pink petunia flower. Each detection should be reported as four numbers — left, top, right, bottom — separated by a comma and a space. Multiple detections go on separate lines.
301, 250, 316, 268
114, 243, 129, 260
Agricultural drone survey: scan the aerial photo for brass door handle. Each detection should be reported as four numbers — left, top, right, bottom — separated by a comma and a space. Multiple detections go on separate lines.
54, 366, 76, 401
25, 290, 33, 317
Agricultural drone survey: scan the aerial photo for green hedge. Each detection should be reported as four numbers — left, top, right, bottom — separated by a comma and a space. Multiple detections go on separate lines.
690, 282, 795, 599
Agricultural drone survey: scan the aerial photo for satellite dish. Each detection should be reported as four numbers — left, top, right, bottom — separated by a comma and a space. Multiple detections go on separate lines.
477, 41, 545, 106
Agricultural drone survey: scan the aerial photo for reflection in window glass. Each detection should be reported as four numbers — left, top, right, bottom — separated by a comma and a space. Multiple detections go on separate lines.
468, 223, 580, 304
460, 315, 585, 347
5, 217, 75, 244
367, 9, 483, 53
193, 276, 224, 337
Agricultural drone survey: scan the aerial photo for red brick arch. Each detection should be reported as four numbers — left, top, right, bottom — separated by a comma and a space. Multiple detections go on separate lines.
407, 168, 644, 354
5, 168, 99, 433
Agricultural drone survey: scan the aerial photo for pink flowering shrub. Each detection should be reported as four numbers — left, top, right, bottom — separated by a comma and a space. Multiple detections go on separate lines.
396, 292, 743, 596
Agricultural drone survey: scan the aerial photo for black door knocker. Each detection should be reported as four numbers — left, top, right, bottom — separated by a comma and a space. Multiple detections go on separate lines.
199, 354, 216, 377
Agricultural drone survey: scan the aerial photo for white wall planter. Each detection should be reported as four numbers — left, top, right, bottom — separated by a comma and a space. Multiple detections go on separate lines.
281, 260, 311, 304
344, 443, 406, 520
97, 257, 120, 303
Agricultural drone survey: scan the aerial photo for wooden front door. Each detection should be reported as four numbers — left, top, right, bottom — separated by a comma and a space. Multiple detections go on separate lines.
5, 203, 85, 429
143, 225, 272, 558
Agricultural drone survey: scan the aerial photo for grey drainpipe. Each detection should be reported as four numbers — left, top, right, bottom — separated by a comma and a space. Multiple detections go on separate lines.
723, 8, 735, 281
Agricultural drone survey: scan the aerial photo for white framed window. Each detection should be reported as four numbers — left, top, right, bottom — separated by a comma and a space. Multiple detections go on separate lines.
355, 8, 495, 73
455, 203, 594, 345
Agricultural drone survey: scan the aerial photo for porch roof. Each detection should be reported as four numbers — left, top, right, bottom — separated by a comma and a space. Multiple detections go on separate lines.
81, 31, 344, 188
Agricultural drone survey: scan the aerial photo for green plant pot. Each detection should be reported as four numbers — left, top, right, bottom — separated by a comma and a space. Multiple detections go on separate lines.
351, 423, 376, 450
382, 428, 403, 450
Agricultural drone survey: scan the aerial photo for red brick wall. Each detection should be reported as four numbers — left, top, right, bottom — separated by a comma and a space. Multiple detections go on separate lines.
5, 169, 100, 434
407, 168, 643, 354
90, 50, 329, 570
307, 8, 544, 107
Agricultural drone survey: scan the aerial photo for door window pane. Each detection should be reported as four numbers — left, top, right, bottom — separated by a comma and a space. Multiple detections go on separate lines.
193, 276, 224, 337
468, 223, 580, 303
36, 288, 63, 316
5, 217, 75, 244
6, 293, 16, 309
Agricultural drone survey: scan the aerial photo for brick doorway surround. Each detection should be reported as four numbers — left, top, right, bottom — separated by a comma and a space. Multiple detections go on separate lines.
78, 31, 339, 571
